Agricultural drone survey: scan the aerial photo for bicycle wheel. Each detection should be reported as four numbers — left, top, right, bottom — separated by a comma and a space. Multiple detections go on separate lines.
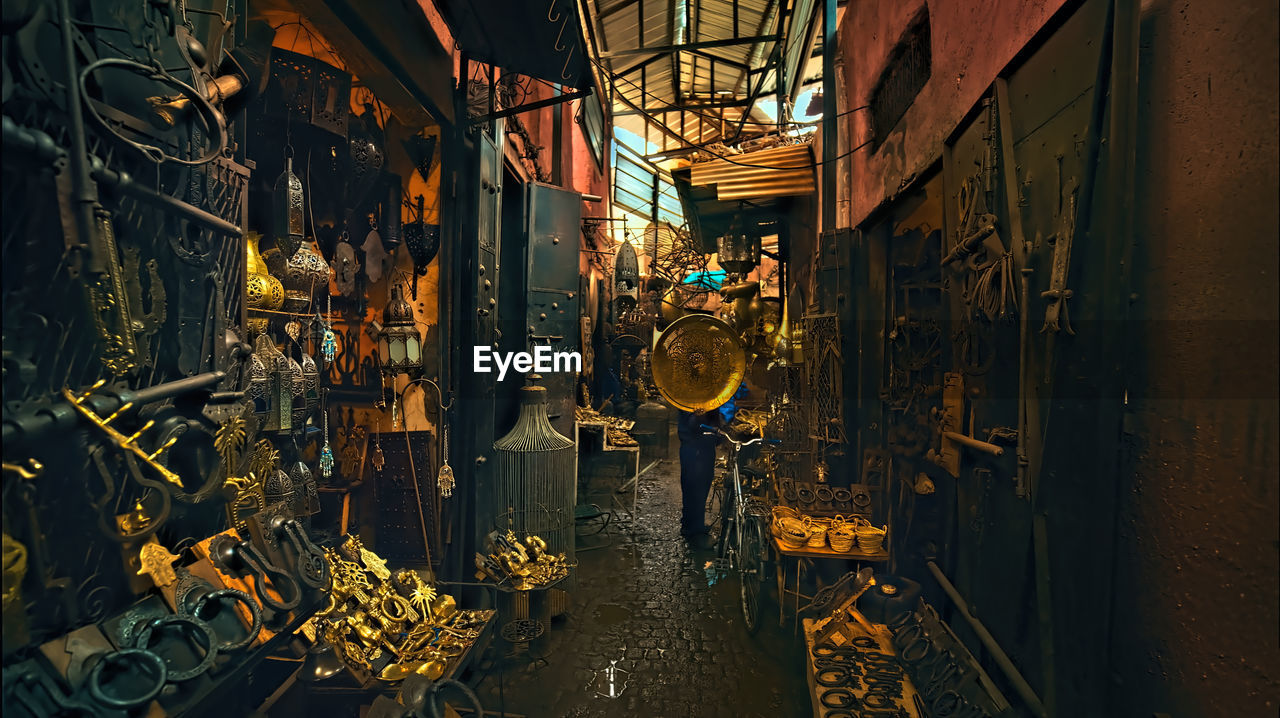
705, 473, 725, 535
714, 473, 738, 559
738, 515, 765, 634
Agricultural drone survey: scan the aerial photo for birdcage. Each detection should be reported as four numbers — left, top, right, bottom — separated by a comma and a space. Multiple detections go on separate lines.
493, 376, 577, 581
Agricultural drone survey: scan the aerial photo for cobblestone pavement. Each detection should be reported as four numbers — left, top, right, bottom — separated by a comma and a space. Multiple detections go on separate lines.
474, 448, 811, 718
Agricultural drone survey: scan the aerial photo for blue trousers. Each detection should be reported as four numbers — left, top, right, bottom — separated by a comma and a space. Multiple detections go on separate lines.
678, 436, 716, 535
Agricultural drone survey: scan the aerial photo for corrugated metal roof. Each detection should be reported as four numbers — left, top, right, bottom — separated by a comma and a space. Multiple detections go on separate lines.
688, 143, 815, 200
585, 0, 800, 153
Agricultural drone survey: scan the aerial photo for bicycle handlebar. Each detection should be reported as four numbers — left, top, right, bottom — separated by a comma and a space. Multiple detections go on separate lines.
700, 424, 781, 447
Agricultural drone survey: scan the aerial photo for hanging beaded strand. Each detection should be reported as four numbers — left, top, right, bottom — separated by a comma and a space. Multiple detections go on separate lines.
321, 283, 336, 363
390, 377, 399, 430
371, 417, 385, 473
319, 400, 334, 478
437, 422, 454, 499
313, 163, 334, 479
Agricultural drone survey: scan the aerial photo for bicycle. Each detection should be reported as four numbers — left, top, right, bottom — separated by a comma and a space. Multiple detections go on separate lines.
701, 423, 779, 634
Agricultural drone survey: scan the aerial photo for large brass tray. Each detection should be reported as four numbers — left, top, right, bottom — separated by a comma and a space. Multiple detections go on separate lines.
651, 314, 746, 412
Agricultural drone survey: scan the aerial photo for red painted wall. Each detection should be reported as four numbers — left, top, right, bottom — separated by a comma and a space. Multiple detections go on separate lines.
839, 0, 1067, 227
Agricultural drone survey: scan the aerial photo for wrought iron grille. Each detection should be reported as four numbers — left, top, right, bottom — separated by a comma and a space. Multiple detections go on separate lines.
804, 314, 846, 444
869, 9, 932, 148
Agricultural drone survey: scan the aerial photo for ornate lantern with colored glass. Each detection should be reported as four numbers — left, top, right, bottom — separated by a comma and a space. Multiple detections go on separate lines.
374, 284, 422, 377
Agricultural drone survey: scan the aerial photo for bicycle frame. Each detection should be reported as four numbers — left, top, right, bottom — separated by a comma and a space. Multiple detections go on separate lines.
704, 426, 764, 565
703, 425, 777, 633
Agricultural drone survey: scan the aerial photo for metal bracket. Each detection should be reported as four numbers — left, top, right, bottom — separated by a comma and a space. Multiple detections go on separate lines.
1041, 181, 1079, 335
930, 372, 965, 477
469, 87, 591, 124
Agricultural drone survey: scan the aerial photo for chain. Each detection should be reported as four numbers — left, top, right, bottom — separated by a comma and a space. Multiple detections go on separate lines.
437, 422, 454, 499
319, 400, 334, 478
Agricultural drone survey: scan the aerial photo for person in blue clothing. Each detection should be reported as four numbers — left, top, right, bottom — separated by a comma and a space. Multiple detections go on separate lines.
676, 382, 748, 547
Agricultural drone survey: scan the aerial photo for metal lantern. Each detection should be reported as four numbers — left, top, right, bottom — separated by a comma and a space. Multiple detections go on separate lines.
265, 241, 329, 315
716, 231, 760, 275
375, 284, 422, 376
273, 154, 305, 259
245, 232, 284, 337
614, 239, 639, 291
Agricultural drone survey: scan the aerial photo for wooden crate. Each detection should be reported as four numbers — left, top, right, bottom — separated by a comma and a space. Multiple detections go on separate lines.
803, 617, 924, 718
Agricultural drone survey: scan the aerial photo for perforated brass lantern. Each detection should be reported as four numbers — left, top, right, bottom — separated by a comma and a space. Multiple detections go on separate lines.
375, 284, 422, 377
273, 154, 305, 259
651, 314, 747, 412
245, 232, 284, 337
716, 231, 760, 275
265, 240, 329, 314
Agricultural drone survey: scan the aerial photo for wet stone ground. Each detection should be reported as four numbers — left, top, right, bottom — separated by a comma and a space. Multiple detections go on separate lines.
474, 444, 810, 718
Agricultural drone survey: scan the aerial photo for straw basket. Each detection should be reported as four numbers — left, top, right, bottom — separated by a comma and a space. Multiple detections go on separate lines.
828, 515, 857, 553
771, 505, 800, 523
773, 508, 810, 549
804, 516, 830, 548
855, 524, 887, 553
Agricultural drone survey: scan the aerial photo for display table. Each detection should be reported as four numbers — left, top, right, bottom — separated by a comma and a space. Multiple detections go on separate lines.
774, 535, 890, 631
575, 420, 641, 521
306, 608, 496, 695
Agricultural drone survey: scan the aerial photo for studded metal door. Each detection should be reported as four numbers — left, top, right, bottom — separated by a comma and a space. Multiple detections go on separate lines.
459, 122, 504, 554
524, 182, 581, 438
475, 126, 503, 349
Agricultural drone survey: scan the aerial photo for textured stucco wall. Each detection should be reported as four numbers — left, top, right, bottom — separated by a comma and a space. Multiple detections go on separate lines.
1109, 0, 1280, 715
839, 0, 1067, 227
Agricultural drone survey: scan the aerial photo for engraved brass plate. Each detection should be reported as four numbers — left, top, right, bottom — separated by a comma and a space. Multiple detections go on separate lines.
651, 314, 746, 412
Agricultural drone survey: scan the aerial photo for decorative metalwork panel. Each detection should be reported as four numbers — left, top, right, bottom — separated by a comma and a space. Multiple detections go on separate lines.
804, 314, 845, 444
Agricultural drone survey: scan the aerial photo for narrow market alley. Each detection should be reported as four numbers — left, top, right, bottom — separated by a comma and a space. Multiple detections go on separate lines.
475, 448, 810, 718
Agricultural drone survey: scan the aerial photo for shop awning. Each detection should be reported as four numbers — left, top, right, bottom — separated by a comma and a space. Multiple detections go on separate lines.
440, 0, 592, 90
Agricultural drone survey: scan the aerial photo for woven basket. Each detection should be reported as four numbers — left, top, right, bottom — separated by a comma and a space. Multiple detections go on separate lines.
855, 524, 887, 553
774, 514, 810, 549
828, 516, 858, 553
804, 516, 830, 548
778, 529, 808, 550
829, 531, 856, 553
772, 505, 800, 523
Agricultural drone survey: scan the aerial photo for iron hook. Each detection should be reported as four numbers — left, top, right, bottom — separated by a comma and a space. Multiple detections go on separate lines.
561, 44, 577, 81
399, 377, 454, 413
554, 18, 570, 52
